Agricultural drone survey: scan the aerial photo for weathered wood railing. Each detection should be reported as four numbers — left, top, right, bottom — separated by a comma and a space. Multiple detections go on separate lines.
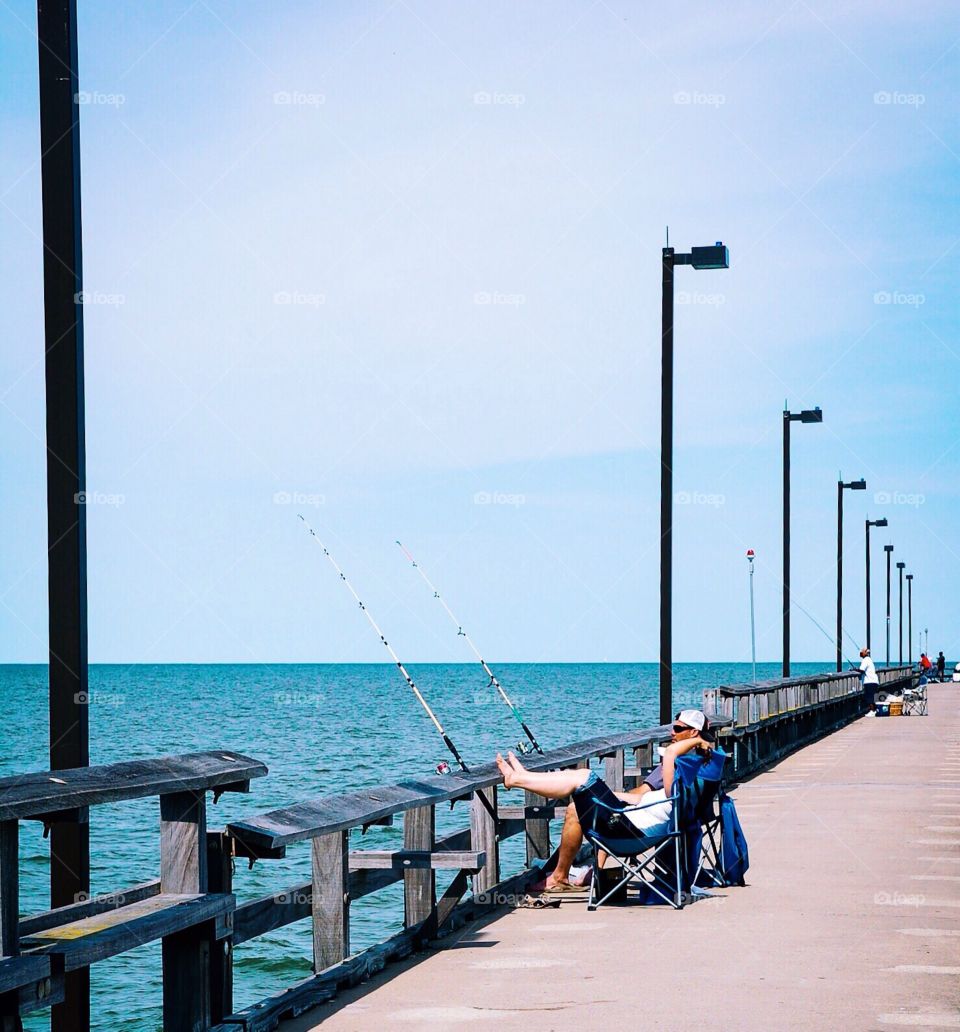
0, 666, 917, 1031
704, 664, 915, 776
0, 751, 266, 1031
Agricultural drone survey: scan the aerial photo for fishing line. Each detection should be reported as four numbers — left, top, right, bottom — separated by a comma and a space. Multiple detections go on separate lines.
298, 515, 470, 774
791, 595, 860, 668
396, 540, 543, 755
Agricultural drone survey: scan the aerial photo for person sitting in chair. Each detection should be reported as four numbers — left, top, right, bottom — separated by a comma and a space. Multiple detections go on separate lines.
523, 710, 711, 892
496, 717, 713, 875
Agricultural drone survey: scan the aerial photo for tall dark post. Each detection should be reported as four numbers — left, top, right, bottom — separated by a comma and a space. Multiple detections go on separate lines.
896, 562, 905, 664
884, 544, 894, 667
836, 478, 866, 671
864, 517, 887, 653
659, 247, 675, 725
781, 406, 822, 677
906, 574, 913, 664
782, 411, 791, 677
37, 1, 90, 1028
657, 239, 728, 724
836, 481, 842, 671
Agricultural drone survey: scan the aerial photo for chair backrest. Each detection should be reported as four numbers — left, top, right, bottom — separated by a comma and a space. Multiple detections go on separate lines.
674, 749, 728, 829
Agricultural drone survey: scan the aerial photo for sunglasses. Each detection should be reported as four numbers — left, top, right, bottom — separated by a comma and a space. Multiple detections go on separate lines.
672, 723, 692, 733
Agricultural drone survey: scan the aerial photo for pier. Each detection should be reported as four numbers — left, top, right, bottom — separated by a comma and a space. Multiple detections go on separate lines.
282, 681, 960, 1032
2, 665, 938, 1030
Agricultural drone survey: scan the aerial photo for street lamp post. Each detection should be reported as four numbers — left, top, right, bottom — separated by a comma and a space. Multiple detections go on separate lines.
906, 573, 913, 664
837, 477, 867, 670
865, 518, 888, 651
782, 404, 823, 677
884, 544, 894, 667
896, 561, 905, 664
660, 238, 729, 724
747, 549, 757, 685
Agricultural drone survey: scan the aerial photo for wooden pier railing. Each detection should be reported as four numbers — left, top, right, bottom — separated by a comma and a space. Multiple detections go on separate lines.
0, 665, 916, 1031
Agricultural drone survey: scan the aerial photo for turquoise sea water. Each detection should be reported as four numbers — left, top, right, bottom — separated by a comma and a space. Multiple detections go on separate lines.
1, 661, 828, 1029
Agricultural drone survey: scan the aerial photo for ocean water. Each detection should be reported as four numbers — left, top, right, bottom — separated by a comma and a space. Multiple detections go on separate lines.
1, 661, 827, 1029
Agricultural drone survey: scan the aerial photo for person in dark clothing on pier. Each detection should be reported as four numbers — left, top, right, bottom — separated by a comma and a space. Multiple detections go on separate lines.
937, 652, 946, 681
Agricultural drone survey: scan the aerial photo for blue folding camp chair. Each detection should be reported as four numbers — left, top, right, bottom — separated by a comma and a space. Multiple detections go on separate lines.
574, 749, 727, 910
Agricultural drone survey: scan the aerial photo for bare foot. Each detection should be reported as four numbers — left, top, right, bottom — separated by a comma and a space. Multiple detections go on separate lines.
545, 872, 571, 889
506, 751, 526, 773
495, 753, 517, 788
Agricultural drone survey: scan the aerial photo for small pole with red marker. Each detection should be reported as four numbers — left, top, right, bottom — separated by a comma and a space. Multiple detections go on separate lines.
747, 549, 757, 685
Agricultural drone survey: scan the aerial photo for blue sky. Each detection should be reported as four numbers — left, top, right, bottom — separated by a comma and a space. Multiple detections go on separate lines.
1, 0, 957, 663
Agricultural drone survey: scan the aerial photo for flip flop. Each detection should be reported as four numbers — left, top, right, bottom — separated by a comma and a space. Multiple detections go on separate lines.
541, 881, 590, 895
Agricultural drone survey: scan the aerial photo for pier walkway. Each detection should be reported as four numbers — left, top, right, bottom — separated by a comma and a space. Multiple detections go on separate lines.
282, 684, 960, 1032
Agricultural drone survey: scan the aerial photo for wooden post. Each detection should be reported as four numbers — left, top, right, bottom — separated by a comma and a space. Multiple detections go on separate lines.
403, 806, 435, 929
604, 749, 625, 792
312, 831, 350, 971
160, 792, 210, 1032
470, 788, 499, 900
523, 791, 551, 865
0, 821, 19, 1030
206, 831, 233, 1023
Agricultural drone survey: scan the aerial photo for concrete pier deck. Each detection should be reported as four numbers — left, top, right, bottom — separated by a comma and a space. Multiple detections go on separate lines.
282, 685, 960, 1031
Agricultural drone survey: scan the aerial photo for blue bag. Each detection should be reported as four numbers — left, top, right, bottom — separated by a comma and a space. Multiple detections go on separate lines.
719, 793, 749, 885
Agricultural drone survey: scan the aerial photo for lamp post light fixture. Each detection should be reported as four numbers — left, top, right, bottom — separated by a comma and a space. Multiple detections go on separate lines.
906, 573, 913, 664
782, 404, 823, 677
865, 517, 888, 651
884, 544, 894, 667
896, 561, 905, 664
659, 237, 729, 724
836, 477, 867, 671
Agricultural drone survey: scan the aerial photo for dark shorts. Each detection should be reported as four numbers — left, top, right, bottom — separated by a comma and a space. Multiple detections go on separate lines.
863, 683, 877, 707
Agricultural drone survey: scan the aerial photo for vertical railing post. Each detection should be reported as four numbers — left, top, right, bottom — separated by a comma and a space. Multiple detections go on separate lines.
160, 792, 211, 1032
403, 806, 435, 929
312, 831, 350, 971
604, 749, 625, 792
471, 788, 499, 900
206, 831, 233, 1024
523, 792, 551, 865
0, 821, 20, 1028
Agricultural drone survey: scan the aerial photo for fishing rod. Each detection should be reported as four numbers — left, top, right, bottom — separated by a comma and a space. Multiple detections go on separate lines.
395, 540, 543, 755
791, 594, 860, 668
299, 515, 469, 774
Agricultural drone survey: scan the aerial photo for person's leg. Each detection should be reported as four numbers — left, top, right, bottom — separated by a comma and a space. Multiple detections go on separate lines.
545, 803, 584, 887
495, 752, 591, 797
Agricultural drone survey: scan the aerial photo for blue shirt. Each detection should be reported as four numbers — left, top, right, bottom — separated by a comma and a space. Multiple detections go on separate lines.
644, 763, 664, 791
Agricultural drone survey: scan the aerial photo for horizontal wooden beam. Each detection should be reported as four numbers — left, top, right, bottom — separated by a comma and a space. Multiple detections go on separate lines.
0, 752, 267, 821
23, 893, 234, 971
20, 879, 161, 937
349, 850, 484, 872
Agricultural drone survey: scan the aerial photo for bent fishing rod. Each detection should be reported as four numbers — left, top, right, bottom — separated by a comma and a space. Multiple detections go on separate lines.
298, 515, 469, 774
395, 539, 543, 755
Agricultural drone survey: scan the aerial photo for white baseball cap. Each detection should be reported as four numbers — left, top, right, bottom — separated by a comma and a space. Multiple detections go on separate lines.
676, 709, 706, 731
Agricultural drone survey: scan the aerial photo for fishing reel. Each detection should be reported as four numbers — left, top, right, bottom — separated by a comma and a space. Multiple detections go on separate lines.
514, 741, 533, 756
435, 761, 451, 775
